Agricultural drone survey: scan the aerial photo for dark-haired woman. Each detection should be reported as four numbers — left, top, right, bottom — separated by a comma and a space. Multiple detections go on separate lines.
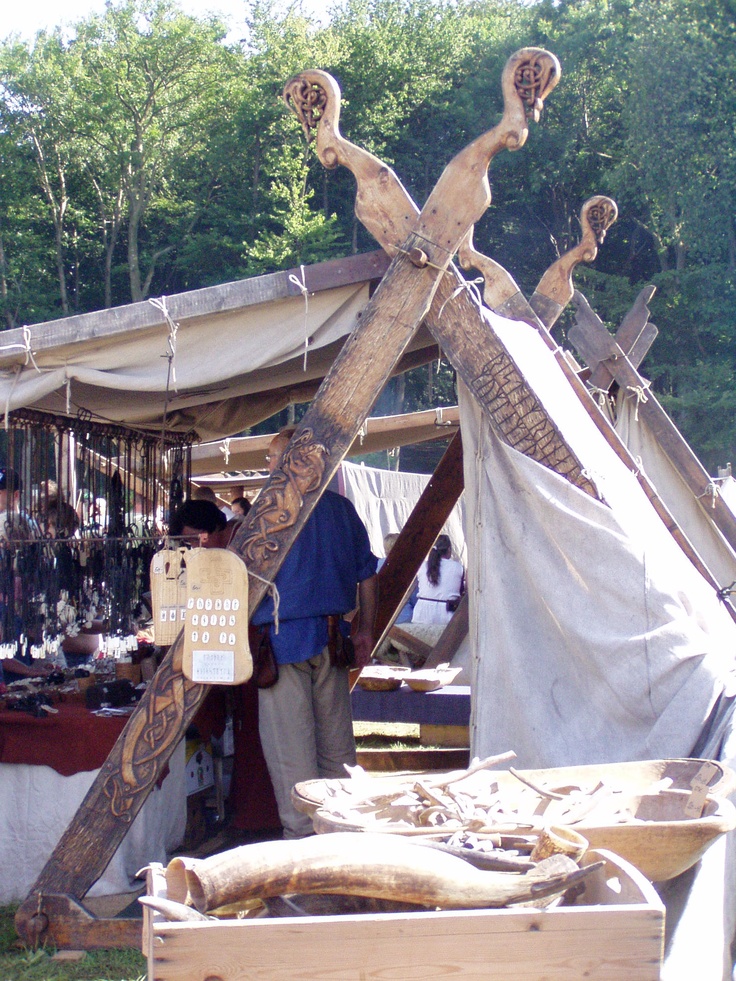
411, 534, 464, 625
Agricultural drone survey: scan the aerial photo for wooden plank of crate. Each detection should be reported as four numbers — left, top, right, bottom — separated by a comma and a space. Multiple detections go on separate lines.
148, 905, 663, 981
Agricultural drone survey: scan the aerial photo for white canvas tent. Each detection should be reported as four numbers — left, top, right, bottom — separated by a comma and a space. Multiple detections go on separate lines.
459, 307, 736, 978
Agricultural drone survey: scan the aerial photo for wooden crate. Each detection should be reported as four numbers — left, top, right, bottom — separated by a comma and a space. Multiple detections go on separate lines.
143, 849, 664, 980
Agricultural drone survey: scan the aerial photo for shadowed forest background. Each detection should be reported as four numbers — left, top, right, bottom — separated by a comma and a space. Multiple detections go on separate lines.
1, 0, 735, 470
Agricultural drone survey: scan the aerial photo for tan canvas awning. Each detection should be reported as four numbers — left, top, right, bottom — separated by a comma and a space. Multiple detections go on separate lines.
0, 251, 439, 442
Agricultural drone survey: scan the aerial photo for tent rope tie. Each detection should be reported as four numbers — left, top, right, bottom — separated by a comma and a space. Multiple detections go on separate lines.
358, 421, 367, 445
149, 296, 180, 392
248, 570, 281, 633
580, 467, 604, 494
717, 581, 736, 601
288, 265, 310, 371
697, 481, 720, 510
625, 381, 650, 421
589, 385, 612, 411
437, 275, 484, 320
220, 438, 231, 467
0, 325, 41, 373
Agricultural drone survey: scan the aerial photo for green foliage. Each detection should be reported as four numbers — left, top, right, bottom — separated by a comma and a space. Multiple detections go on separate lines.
244, 145, 345, 273
1, 0, 736, 466
0, 904, 145, 981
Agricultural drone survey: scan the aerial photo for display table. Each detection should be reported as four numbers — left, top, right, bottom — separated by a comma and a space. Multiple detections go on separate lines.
351, 684, 471, 726
0, 699, 186, 904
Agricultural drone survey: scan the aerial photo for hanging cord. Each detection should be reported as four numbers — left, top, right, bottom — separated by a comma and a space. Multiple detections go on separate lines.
248, 570, 281, 633
3, 366, 22, 431
625, 381, 651, 422
697, 481, 720, 510
287, 265, 310, 371
149, 296, 180, 394
588, 385, 614, 413
437, 275, 485, 320
220, 438, 231, 468
149, 295, 180, 479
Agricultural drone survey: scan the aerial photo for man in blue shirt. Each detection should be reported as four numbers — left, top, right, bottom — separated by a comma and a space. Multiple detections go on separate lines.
252, 429, 378, 837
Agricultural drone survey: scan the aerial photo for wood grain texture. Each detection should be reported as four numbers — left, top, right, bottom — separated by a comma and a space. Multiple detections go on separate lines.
146, 851, 663, 981
529, 196, 618, 322
19, 71, 529, 935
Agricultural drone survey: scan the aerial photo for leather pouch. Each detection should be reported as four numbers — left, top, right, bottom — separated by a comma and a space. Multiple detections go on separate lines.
249, 624, 279, 689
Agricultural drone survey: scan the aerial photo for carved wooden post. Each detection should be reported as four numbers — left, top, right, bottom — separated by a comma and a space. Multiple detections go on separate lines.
16, 47, 560, 947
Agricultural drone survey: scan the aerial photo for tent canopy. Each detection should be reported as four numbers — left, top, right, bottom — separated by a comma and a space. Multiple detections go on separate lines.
0, 251, 439, 443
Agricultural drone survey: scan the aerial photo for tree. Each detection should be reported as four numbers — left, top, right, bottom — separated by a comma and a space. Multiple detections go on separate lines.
70, 0, 233, 302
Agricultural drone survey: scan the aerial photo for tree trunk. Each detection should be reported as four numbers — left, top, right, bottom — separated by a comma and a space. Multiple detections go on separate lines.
0, 226, 14, 329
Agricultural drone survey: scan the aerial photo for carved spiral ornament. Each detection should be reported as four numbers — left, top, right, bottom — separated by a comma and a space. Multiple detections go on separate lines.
283, 76, 329, 141
586, 198, 618, 243
514, 53, 560, 121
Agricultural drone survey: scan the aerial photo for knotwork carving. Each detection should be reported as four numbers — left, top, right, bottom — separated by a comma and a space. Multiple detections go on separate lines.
283, 76, 328, 141
587, 198, 618, 242
514, 53, 561, 122
100, 650, 204, 820
472, 347, 596, 496
239, 428, 330, 567
531, 196, 618, 309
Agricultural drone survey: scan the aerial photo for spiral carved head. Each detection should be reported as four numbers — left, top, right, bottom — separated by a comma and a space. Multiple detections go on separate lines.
512, 49, 561, 122
283, 74, 330, 142
584, 197, 618, 244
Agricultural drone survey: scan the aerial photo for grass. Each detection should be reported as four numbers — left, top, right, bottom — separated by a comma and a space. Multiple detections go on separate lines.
0, 905, 146, 981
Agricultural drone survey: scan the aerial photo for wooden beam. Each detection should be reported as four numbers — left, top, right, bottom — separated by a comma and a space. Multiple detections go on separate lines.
570, 291, 736, 564
373, 431, 464, 641
191, 405, 459, 476
528, 197, 618, 328
16, 48, 560, 947
584, 286, 659, 391
388, 626, 434, 662
423, 592, 470, 669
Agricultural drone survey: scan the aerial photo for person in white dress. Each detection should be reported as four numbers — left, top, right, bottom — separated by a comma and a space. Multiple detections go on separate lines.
411, 534, 464, 626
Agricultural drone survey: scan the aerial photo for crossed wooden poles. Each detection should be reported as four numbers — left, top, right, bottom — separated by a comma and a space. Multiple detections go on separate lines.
16, 46, 567, 948
16, 45, 733, 949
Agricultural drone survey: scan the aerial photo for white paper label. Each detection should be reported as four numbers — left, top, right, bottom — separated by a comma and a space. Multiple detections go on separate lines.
191, 649, 235, 684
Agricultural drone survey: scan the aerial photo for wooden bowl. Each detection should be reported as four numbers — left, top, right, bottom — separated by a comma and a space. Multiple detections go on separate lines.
576, 790, 736, 881
293, 759, 736, 881
404, 666, 462, 692
355, 667, 410, 692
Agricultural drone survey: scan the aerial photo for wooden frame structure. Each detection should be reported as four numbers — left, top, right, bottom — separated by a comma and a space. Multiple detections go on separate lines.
13, 46, 736, 951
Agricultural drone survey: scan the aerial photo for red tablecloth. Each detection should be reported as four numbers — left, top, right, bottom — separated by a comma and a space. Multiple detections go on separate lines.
0, 701, 127, 776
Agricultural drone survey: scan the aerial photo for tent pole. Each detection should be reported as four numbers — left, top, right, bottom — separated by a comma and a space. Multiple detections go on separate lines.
16, 47, 560, 949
